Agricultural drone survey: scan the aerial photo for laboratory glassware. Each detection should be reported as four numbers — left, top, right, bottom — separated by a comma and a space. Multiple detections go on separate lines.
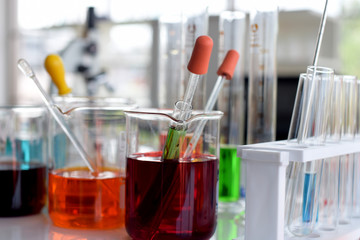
48, 98, 135, 229
339, 154, 353, 224
124, 108, 222, 240
316, 75, 345, 231
340, 75, 358, 141
338, 75, 358, 224
218, 11, 246, 203
162, 35, 213, 160
297, 66, 334, 146
182, 7, 209, 110
183, 49, 239, 158
18, 59, 95, 172
247, 4, 278, 144
353, 151, 360, 218
158, 15, 185, 109
287, 74, 307, 143
0, 106, 47, 217
317, 156, 339, 231
353, 78, 360, 218
286, 67, 333, 236
286, 159, 323, 236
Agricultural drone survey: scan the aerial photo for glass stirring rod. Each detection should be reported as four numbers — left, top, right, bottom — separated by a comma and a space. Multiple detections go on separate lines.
17, 59, 95, 173
183, 50, 240, 159
162, 35, 213, 160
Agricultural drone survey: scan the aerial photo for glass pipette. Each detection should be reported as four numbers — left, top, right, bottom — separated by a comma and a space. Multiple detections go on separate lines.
44, 54, 72, 96
144, 35, 213, 239
183, 50, 240, 159
17, 59, 95, 173
162, 35, 213, 160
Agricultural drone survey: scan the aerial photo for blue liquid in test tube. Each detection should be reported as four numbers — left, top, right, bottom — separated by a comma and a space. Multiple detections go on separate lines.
302, 172, 317, 222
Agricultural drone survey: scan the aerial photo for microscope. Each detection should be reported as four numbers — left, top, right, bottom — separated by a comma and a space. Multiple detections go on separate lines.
51, 7, 114, 97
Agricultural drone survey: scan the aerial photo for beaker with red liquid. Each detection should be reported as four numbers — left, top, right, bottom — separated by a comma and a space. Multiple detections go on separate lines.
125, 108, 222, 240
0, 106, 48, 217
48, 97, 135, 229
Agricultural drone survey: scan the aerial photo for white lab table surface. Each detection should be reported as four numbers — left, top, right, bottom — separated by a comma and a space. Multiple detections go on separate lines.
0, 201, 245, 240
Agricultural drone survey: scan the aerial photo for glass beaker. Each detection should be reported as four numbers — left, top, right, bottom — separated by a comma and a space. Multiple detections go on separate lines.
0, 106, 48, 217
124, 108, 222, 240
48, 99, 134, 229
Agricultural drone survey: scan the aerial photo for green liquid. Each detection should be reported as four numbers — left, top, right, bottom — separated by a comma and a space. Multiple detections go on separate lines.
219, 145, 241, 202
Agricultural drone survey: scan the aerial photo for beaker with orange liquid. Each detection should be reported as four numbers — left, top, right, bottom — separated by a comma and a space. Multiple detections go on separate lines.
48, 97, 135, 229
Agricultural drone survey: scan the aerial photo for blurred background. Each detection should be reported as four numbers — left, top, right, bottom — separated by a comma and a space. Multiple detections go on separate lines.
0, 0, 357, 140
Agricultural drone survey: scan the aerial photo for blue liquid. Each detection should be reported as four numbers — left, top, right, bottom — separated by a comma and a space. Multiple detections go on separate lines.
302, 172, 316, 222
54, 133, 67, 169
3, 138, 43, 164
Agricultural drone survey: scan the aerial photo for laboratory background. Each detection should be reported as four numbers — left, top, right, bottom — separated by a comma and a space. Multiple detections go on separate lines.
1, 0, 360, 239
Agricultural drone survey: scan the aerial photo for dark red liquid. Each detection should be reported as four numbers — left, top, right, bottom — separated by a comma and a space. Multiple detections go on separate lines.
0, 161, 46, 217
126, 151, 218, 240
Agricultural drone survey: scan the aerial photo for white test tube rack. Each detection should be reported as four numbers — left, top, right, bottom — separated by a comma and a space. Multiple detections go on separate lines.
237, 140, 360, 240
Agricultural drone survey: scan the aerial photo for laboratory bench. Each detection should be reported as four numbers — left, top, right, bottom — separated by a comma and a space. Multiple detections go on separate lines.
0, 201, 245, 240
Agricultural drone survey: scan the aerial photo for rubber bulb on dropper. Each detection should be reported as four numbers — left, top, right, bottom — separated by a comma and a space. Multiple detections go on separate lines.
217, 49, 240, 80
44, 54, 72, 96
187, 35, 213, 75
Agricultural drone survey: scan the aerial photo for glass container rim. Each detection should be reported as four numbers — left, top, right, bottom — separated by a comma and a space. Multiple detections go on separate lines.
124, 108, 223, 123
58, 105, 136, 116
307, 65, 334, 74
53, 96, 136, 106
0, 105, 47, 118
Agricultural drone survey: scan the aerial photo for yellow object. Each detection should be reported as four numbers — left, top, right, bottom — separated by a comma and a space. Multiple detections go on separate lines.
44, 54, 72, 95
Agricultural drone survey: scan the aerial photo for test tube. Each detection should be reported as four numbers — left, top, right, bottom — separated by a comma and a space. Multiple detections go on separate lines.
247, 4, 278, 144
218, 10, 246, 203
338, 75, 358, 224
287, 160, 323, 237
353, 78, 360, 218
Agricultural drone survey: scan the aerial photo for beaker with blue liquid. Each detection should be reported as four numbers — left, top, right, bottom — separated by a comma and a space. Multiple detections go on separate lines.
0, 106, 48, 216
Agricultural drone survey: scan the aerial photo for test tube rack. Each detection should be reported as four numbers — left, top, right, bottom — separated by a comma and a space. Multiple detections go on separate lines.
238, 140, 360, 240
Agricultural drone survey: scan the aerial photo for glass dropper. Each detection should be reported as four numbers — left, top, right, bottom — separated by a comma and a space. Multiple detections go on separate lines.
17, 59, 96, 173
183, 49, 240, 159
162, 35, 213, 160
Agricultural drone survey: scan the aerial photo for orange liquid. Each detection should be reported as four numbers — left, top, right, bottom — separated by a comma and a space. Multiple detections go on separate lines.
48, 167, 125, 229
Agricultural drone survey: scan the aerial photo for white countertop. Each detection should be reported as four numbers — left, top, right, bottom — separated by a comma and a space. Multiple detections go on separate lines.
0, 201, 245, 240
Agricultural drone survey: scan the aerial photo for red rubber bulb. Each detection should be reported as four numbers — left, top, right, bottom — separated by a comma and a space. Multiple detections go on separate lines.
217, 50, 240, 80
187, 35, 213, 75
